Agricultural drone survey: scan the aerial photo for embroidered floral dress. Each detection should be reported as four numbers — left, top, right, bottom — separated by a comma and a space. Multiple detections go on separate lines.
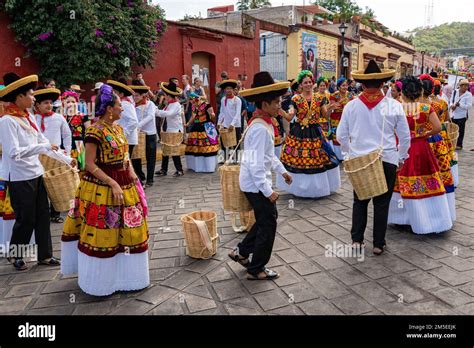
388, 103, 453, 234
61, 122, 149, 296
277, 93, 340, 198
329, 91, 354, 159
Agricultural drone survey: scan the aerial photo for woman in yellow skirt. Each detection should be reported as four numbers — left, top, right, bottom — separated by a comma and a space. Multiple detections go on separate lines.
61, 84, 149, 296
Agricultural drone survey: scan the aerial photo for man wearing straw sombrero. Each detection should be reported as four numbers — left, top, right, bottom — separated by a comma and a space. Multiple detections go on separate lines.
336, 60, 411, 256
228, 72, 292, 280
0, 73, 75, 270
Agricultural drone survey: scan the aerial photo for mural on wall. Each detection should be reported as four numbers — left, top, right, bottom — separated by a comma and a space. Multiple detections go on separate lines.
302, 32, 318, 77
316, 34, 338, 79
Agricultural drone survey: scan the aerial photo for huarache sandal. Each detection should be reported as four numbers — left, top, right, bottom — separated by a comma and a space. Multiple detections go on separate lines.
373, 247, 384, 256
50, 216, 64, 223
8, 258, 28, 271
228, 248, 249, 268
247, 268, 279, 281
37, 257, 61, 266
155, 170, 167, 176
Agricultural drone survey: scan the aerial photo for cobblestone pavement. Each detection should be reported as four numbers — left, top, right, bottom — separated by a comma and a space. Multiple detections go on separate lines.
1, 110, 474, 316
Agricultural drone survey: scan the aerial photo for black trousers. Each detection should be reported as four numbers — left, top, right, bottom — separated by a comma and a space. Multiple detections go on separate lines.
8, 177, 52, 261
132, 134, 157, 183
50, 202, 60, 218
161, 155, 183, 173
452, 118, 467, 148
351, 162, 397, 249
237, 192, 278, 276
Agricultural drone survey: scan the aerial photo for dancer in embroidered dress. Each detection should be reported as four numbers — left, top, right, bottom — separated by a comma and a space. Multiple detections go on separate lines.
327, 77, 355, 161
277, 70, 340, 198
391, 81, 403, 102
419, 74, 456, 223
61, 84, 149, 296
388, 76, 453, 234
184, 93, 219, 172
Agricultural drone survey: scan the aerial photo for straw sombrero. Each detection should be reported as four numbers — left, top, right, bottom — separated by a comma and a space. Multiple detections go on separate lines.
352, 60, 395, 84
34, 87, 61, 103
0, 73, 38, 102
219, 79, 238, 90
107, 79, 134, 96
160, 81, 182, 97
240, 72, 290, 102
131, 85, 150, 94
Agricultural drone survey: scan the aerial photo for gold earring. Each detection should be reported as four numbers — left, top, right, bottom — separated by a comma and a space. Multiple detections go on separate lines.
108, 112, 113, 120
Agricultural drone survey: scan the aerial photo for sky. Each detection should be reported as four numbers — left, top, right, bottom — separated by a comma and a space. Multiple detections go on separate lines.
156, 0, 473, 32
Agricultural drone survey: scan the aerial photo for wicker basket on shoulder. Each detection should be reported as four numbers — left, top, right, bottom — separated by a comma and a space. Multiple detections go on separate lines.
445, 122, 459, 149
181, 211, 218, 259
156, 148, 163, 162
220, 127, 237, 148
39, 154, 67, 172
131, 132, 147, 162
343, 150, 388, 201
219, 164, 252, 212
43, 166, 80, 212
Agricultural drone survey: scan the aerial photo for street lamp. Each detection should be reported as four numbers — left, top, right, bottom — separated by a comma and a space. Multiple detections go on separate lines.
421, 50, 426, 75
339, 21, 348, 78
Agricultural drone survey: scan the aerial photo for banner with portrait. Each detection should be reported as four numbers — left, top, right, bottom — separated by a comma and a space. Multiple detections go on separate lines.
301, 32, 318, 77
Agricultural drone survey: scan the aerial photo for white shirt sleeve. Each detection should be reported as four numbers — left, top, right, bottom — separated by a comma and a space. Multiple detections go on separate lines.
138, 102, 156, 129
231, 97, 242, 127
246, 126, 273, 197
459, 93, 473, 111
336, 104, 350, 155
60, 116, 72, 155
271, 151, 287, 176
218, 98, 225, 126
119, 102, 139, 138
394, 104, 411, 162
0, 118, 50, 160
156, 105, 177, 118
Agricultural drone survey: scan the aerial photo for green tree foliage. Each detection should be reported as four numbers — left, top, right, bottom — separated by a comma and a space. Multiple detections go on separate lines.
3, 0, 167, 87
237, 0, 271, 11
409, 22, 474, 54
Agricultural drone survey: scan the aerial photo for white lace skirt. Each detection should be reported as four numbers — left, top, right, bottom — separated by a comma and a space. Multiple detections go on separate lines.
185, 155, 217, 173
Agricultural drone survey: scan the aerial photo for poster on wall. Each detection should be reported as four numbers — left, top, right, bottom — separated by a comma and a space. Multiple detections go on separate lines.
302, 32, 318, 77
318, 59, 337, 79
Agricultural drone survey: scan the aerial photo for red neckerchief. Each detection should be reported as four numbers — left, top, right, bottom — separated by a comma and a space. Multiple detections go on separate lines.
164, 99, 178, 111
224, 95, 234, 107
248, 110, 278, 137
359, 89, 385, 110
135, 97, 148, 107
35, 109, 54, 132
122, 96, 132, 104
4, 104, 39, 132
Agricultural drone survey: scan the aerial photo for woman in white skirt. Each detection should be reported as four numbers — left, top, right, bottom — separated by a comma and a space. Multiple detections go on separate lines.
61, 84, 149, 296
276, 70, 340, 198
184, 93, 219, 172
388, 76, 453, 234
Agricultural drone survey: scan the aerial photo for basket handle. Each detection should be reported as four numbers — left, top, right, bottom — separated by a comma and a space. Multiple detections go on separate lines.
187, 215, 213, 252
343, 150, 382, 174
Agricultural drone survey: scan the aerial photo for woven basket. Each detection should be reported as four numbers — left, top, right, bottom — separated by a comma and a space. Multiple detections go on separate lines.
39, 154, 67, 172
156, 148, 163, 161
343, 150, 388, 200
43, 166, 80, 212
162, 143, 186, 157
446, 122, 459, 149
231, 210, 256, 232
220, 128, 237, 148
219, 164, 252, 212
131, 132, 147, 162
181, 211, 218, 259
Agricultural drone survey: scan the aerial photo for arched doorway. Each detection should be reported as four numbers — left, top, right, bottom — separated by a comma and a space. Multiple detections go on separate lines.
191, 52, 216, 108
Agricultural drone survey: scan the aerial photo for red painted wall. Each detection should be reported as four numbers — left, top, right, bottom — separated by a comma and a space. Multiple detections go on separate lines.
0, 16, 259, 108
0, 11, 39, 81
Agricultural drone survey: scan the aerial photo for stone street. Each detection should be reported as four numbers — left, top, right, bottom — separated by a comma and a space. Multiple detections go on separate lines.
1, 112, 474, 316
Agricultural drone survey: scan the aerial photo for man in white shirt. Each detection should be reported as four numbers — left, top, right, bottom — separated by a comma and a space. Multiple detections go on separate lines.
217, 79, 242, 160
107, 79, 139, 155
450, 79, 472, 150
34, 87, 72, 223
228, 72, 292, 281
0, 73, 74, 270
337, 60, 411, 256
132, 83, 157, 187
155, 80, 185, 177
